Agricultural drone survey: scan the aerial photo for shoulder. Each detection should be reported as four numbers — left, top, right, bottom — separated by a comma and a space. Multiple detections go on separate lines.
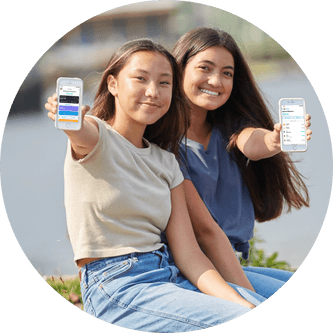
151, 142, 178, 163
150, 143, 179, 172
85, 116, 120, 142
85, 115, 106, 132
210, 126, 228, 148
150, 143, 184, 187
85, 115, 99, 127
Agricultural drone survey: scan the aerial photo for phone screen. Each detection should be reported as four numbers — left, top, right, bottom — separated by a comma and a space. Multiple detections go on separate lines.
280, 99, 306, 147
58, 85, 81, 123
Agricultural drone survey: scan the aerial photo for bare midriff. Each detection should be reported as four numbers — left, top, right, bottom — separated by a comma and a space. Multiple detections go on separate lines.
77, 257, 102, 268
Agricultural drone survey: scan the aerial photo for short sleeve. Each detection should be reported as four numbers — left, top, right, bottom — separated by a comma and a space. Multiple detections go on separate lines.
170, 153, 184, 189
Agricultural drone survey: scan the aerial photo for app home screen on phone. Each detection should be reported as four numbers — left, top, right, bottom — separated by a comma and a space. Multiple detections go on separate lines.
58, 85, 80, 123
281, 101, 306, 145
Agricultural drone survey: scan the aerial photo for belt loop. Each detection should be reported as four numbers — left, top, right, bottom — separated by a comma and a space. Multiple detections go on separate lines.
153, 247, 166, 268
162, 244, 168, 257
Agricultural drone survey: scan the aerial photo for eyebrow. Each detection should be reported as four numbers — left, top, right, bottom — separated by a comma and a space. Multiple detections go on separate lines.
199, 60, 234, 71
133, 69, 172, 77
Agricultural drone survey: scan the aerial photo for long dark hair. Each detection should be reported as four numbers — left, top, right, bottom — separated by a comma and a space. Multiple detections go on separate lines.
173, 27, 309, 222
92, 39, 190, 157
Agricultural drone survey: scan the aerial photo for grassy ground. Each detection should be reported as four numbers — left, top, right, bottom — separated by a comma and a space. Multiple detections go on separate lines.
46, 276, 83, 310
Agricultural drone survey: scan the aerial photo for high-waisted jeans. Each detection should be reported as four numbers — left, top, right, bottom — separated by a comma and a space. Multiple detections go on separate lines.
80, 245, 265, 332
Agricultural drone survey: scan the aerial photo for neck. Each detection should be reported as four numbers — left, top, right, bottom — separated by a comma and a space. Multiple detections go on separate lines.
187, 107, 212, 143
108, 118, 147, 149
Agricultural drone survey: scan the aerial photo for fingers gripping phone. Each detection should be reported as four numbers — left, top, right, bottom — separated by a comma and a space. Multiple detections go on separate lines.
55, 77, 83, 131
279, 98, 307, 152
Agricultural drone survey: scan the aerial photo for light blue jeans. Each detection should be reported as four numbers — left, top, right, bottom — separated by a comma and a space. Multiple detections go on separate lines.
242, 266, 293, 299
164, 243, 292, 300
80, 246, 265, 332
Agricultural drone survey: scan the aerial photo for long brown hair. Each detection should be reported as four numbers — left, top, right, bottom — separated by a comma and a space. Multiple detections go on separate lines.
92, 39, 190, 157
173, 27, 309, 222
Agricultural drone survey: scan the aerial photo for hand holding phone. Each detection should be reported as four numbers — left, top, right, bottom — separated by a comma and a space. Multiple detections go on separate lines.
55, 77, 83, 131
279, 98, 307, 152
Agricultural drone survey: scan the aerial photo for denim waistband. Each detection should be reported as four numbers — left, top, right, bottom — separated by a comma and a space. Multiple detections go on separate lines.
81, 245, 167, 275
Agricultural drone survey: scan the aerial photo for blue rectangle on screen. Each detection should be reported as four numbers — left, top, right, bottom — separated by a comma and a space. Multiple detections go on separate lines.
59, 105, 79, 112
59, 111, 79, 116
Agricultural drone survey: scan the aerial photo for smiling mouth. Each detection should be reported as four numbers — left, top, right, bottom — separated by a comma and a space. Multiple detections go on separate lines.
142, 102, 160, 107
200, 89, 220, 96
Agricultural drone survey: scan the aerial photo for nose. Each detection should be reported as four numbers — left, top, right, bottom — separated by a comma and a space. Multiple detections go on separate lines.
145, 81, 159, 98
207, 73, 222, 87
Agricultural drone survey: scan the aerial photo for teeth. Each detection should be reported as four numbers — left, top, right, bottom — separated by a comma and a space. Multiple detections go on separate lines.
201, 89, 219, 96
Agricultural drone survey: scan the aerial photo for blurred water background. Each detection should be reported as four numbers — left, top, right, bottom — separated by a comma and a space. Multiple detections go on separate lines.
1, 1, 331, 276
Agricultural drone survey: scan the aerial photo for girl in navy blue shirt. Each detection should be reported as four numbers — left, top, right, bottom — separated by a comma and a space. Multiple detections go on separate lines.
171, 27, 312, 298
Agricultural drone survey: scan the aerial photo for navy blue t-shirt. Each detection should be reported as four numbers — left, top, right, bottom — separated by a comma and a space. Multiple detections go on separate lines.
179, 127, 255, 259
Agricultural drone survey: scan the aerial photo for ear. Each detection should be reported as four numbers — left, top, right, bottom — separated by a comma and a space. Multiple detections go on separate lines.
107, 75, 118, 97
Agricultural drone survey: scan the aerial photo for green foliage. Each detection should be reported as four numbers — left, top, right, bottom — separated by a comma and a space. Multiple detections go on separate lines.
46, 277, 83, 309
240, 232, 295, 272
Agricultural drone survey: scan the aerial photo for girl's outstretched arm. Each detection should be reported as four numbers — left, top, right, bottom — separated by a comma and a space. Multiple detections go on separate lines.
45, 93, 98, 159
165, 183, 255, 309
236, 114, 312, 161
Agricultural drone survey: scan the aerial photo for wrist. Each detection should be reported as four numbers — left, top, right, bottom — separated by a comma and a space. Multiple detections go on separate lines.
264, 132, 281, 155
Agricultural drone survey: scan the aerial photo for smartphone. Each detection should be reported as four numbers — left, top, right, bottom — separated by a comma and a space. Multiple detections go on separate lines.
55, 77, 83, 131
279, 98, 307, 152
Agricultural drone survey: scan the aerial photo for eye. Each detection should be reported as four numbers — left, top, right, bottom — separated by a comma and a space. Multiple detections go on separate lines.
136, 76, 146, 81
224, 71, 233, 78
160, 81, 171, 86
199, 66, 210, 71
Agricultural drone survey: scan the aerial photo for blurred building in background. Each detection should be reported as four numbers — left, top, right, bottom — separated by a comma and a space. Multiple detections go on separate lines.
9, 1, 288, 116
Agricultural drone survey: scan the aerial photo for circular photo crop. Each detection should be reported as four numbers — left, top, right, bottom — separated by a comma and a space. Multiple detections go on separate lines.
1, 1, 332, 332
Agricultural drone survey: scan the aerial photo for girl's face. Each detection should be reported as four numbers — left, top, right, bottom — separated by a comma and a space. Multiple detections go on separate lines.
183, 46, 234, 114
108, 51, 173, 128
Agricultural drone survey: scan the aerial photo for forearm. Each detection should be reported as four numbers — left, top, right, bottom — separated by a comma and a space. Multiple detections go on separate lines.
166, 184, 255, 309
183, 180, 255, 291
174, 248, 255, 309
237, 116, 312, 161
64, 116, 99, 159
196, 227, 255, 292
46, 94, 98, 159
239, 128, 281, 161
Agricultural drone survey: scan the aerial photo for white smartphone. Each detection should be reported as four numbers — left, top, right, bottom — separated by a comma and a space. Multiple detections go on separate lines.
55, 77, 83, 131
279, 98, 307, 152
